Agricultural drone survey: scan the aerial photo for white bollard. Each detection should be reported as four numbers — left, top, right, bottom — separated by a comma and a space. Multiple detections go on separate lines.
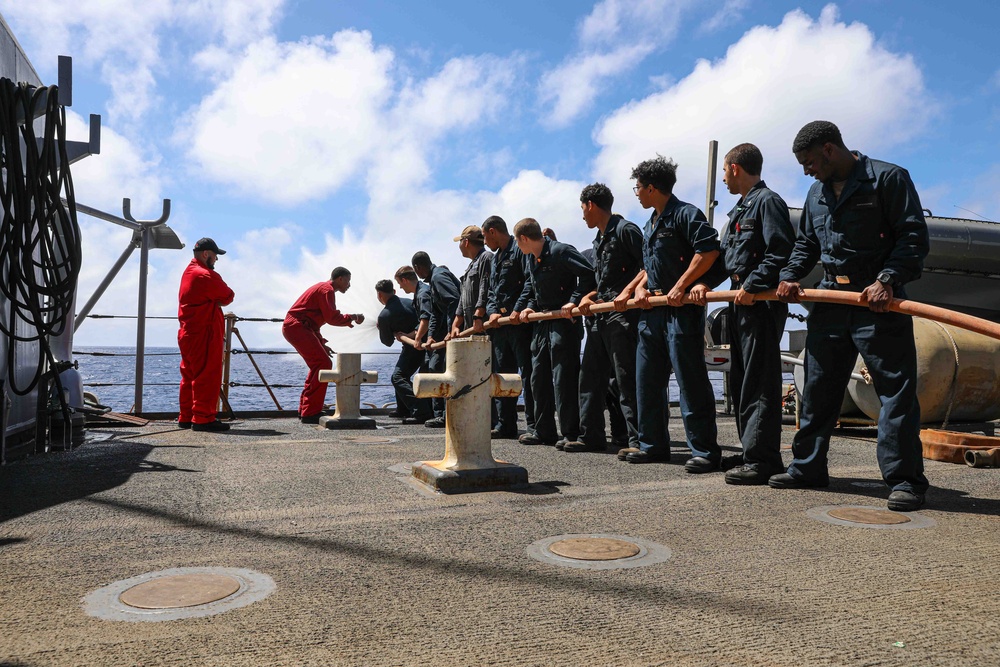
317, 353, 378, 430
411, 336, 527, 492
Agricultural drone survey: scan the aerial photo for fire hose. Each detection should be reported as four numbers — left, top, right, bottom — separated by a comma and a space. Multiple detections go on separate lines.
398, 289, 1000, 350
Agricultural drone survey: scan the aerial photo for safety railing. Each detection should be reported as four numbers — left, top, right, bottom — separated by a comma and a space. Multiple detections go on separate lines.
74, 311, 400, 415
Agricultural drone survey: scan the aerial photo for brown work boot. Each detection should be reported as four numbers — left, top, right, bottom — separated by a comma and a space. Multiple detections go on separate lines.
616, 447, 640, 461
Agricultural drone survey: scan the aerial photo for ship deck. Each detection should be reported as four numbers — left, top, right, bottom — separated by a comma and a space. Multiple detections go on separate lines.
1, 411, 999, 666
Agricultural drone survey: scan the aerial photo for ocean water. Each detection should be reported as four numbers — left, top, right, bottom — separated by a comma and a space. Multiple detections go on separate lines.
75, 346, 730, 414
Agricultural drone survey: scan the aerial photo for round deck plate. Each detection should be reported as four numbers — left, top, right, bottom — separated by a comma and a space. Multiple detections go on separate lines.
119, 573, 241, 609
344, 436, 395, 444
807, 505, 935, 530
548, 537, 641, 561
84, 567, 275, 622
527, 534, 670, 570
827, 507, 911, 525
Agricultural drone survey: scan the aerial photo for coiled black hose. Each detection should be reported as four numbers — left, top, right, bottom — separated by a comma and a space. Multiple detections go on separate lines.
0, 79, 80, 397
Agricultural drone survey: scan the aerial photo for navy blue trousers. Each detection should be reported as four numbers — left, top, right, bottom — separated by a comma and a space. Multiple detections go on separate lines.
789, 303, 928, 493
530, 318, 581, 441
727, 300, 787, 471
393, 345, 432, 420
426, 348, 445, 418
606, 378, 628, 444
491, 324, 535, 434
636, 305, 719, 460
579, 310, 640, 447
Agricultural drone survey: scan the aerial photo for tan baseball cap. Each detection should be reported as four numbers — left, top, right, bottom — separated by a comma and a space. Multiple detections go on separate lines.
453, 225, 484, 242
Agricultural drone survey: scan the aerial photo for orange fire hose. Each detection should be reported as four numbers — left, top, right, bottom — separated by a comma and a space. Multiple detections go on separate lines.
399, 288, 1000, 351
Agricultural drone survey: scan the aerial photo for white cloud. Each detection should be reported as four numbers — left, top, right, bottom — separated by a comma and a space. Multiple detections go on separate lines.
369, 53, 521, 194
593, 5, 936, 222
183, 0, 285, 50
183, 34, 521, 206
179, 31, 395, 206
364, 168, 586, 273
539, 0, 700, 127
539, 45, 655, 129
2, 0, 171, 124
396, 55, 518, 134
579, 0, 691, 47
700, 0, 750, 33
62, 110, 180, 347
66, 111, 164, 214
0, 0, 285, 124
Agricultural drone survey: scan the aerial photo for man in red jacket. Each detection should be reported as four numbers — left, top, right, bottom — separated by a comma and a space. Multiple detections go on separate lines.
283, 267, 365, 423
178, 238, 235, 432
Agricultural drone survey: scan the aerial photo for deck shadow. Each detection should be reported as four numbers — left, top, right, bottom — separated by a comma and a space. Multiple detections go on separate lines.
1, 441, 164, 524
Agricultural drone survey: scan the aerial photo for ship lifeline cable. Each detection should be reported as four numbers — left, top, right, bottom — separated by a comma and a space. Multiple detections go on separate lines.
0, 78, 81, 396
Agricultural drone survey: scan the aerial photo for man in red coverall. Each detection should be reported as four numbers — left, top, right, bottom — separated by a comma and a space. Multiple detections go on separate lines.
283, 267, 365, 423
178, 238, 235, 432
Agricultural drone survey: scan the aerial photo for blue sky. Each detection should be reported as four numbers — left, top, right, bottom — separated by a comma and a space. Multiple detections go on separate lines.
4, 0, 999, 349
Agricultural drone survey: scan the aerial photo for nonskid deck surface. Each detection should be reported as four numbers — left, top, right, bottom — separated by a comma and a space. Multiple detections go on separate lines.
1, 412, 998, 666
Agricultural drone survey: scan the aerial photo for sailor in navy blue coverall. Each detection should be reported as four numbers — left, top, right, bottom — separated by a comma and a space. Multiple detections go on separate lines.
717, 144, 795, 485
375, 280, 431, 421
392, 267, 435, 423
573, 183, 645, 453
513, 218, 595, 446
624, 156, 727, 471
412, 252, 461, 426
773, 121, 930, 512
483, 216, 536, 439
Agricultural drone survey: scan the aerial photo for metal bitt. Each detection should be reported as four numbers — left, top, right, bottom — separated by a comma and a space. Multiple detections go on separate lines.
411, 336, 527, 493
316, 354, 378, 429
